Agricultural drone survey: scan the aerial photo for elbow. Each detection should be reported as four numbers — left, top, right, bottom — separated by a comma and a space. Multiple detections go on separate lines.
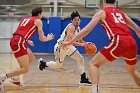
39, 37, 46, 42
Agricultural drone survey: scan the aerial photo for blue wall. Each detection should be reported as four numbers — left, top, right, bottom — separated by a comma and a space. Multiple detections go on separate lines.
130, 19, 140, 54
29, 17, 140, 54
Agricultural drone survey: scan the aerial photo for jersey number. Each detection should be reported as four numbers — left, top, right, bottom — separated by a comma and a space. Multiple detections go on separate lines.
111, 13, 126, 24
20, 19, 30, 26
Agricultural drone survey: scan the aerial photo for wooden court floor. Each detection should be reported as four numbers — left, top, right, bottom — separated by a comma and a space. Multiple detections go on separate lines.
0, 53, 140, 93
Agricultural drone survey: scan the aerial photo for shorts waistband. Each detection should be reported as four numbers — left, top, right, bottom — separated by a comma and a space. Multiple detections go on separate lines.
13, 34, 24, 38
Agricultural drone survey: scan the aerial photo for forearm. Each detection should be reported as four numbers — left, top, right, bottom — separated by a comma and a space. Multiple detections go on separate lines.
39, 36, 47, 42
70, 27, 90, 43
125, 14, 140, 38
78, 39, 85, 43
128, 22, 140, 38
72, 42, 83, 46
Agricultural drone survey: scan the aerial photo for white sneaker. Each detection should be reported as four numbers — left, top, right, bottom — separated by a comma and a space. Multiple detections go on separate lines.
9, 77, 23, 86
0, 80, 4, 92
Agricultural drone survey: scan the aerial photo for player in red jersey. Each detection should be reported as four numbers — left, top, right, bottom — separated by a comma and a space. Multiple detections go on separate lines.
0, 7, 54, 91
61, 0, 140, 93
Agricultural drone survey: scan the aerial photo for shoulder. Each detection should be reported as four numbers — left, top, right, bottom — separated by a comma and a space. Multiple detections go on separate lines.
92, 10, 106, 22
95, 10, 105, 16
34, 19, 42, 23
34, 19, 42, 26
67, 24, 75, 30
65, 24, 75, 33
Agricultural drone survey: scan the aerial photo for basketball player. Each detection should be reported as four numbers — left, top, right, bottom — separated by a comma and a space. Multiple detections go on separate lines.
61, 0, 140, 93
0, 7, 54, 92
38, 11, 91, 85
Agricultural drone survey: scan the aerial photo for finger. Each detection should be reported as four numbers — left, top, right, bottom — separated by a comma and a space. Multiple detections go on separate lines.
50, 33, 54, 36
52, 35, 55, 39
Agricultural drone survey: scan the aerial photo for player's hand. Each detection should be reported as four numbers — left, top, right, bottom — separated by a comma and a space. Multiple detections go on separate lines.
47, 33, 54, 41
28, 40, 34, 46
80, 42, 88, 47
80, 42, 92, 47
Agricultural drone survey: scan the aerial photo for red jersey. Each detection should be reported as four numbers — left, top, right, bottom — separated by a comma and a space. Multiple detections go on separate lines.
100, 7, 137, 65
101, 7, 133, 40
13, 16, 39, 41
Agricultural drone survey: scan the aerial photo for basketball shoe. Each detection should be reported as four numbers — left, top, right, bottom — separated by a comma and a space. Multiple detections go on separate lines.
9, 77, 23, 86
38, 58, 48, 71
0, 75, 4, 92
80, 72, 92, 85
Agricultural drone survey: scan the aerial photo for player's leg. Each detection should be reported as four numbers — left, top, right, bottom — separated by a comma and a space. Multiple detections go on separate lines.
70, 50, 84, 74
0, 54, 29, 89
0, 37, 30, 88
89, 52, 110, 93
123, 36, 140, 87
5, 37, 30, 78
27, 48, 35, 65
6, 54, 29, 78
45, 47, 67, 68
124, 60, 140, 87
38, 44, 68, 70
70, 50, 91, 85
9, 48, 34, 86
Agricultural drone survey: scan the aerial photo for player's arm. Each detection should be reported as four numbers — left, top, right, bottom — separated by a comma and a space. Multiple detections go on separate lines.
63, 10, 105, 46
77, 38, 85, 43
77, 28, 85, 43
65, 25, 86, 46
34, 19, 54, 42
124, 13, 140, 38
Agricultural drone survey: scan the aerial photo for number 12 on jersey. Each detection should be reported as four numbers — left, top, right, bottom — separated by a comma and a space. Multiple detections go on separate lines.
111, 13, 126, 24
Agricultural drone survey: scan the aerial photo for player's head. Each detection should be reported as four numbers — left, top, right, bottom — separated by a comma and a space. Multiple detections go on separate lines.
105, 0, 116, 4
32, 7, 43, 18
71, 11, 81, 27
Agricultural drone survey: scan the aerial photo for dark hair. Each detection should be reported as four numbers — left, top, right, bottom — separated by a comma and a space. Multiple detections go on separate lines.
71, 11, 80, 20
32, 7, 42, 16
106, 0, 116, 4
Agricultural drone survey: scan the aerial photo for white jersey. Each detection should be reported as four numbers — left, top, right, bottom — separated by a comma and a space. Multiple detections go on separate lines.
57, 23, 80, 43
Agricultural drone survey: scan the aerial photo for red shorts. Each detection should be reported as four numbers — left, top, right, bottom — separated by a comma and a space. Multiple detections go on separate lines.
10, 36, 28, 58
100, 35, 137, 65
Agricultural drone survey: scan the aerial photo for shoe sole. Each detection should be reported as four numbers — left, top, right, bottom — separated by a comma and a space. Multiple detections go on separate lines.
79, 82, 92, 86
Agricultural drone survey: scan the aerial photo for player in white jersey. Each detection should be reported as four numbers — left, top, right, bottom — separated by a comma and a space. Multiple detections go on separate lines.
38, 11, 91, 85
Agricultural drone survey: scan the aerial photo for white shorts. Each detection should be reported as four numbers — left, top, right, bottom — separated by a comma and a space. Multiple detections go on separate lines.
54, 43, 78, 63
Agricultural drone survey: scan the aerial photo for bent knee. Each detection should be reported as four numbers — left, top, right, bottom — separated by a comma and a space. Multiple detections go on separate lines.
88, 61, 100, 68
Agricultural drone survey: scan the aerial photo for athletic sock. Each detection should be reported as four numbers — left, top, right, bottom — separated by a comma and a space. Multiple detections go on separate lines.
0, 74, 7, 80
92, 84, 99, 93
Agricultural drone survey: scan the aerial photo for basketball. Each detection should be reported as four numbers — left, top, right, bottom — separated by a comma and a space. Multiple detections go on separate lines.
85, 42, 97, 55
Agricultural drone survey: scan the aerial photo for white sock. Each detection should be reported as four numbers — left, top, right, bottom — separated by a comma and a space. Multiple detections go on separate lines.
20, 74, 24, 85
92, 84, 99, 93
0, 74, 7, 81
46, 61, 62, 68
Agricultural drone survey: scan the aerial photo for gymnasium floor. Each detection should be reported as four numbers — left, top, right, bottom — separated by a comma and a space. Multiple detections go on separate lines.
0, 53, 140, 93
